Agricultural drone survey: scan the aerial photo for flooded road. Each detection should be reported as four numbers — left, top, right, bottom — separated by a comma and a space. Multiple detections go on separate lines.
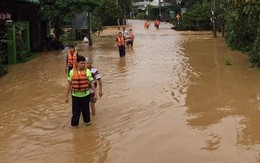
1, 19, 260, 163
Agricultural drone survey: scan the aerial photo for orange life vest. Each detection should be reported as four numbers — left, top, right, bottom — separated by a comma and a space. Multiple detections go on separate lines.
71, 68, 90, 92
67, 50, 77, 68
144, 22, 149, 27
117, 36, 125, 46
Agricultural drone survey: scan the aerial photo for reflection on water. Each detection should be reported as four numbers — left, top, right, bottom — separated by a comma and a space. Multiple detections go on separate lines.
0, 20, 260, 163
185, 37, 260, 162
117, 58, 126, 74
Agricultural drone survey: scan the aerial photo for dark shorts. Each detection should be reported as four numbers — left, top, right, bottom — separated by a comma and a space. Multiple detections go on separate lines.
127, 40, 133, 47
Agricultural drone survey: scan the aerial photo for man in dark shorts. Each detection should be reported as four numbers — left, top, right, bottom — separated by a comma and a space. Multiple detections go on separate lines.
86, 57, 103, 115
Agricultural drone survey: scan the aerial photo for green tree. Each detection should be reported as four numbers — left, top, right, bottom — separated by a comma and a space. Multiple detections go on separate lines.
39, 0, 97, 40
0, 30, 8, 77
118, 0, 132, 18
95, 0, 122, 26
224, 0, 260, 67
178, 2, 212, 30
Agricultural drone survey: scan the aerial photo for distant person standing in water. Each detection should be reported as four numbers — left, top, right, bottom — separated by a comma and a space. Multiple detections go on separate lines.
144, 20, 150, 29
155, 20, 160, 30
116, 32, 126, 57
65, 45, 79, 76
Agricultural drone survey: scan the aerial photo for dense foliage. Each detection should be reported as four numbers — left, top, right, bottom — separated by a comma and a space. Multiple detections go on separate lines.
163, 0, 212, 30
0, 23, 8, 77
224, 0, 260, 67
169, 0, 260, 66
38, 0, 128, 39
178, 2, 212, 30
94, 0, 122, 26
39, 0, 98, 39
118, 0, 132, 19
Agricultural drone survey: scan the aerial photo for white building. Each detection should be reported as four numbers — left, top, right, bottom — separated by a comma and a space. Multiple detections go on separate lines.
131, 0, 172, 19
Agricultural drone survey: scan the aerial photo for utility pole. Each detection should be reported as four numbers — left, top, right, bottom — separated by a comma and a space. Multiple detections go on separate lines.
116, 0, 120, 29
87, 12, 93, 46
123, 1, 126, 25
158, 0, 162, 21
144, 1, 149, 20
212, 0, 217, 38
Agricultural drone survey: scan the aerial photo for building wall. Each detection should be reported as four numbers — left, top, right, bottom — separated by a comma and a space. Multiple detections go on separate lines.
0, 1, 47, 51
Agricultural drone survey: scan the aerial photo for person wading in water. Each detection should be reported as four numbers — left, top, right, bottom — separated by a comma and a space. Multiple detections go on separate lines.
85, 57, 103, 115
65, 55, 97, 126
65, 45, 78, 76
116, 32, 126, 57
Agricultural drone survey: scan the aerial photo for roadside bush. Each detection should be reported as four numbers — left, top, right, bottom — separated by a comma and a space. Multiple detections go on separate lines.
0, 23, 8, 77
0, 64, 8, 78
249, 29, 260, 67
224, 3, 255, 52
224, 0, 260, 67
135, 13, 146, 19
176, 2, 212, 31
0, 38, 8, 77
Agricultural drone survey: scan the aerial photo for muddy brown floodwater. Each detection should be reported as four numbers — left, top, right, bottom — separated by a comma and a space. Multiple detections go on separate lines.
0, 19, 260, 163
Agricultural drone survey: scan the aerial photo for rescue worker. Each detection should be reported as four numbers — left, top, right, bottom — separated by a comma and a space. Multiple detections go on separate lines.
85, 57, 103, 115
155, 20, 160, 30
144, 20, 150, 29
65, 45, 78, 75
65, 55, 97, 126
116, 32, 126, 57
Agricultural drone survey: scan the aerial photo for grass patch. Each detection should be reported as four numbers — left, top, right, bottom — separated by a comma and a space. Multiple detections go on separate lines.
224, 56, 232, 65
